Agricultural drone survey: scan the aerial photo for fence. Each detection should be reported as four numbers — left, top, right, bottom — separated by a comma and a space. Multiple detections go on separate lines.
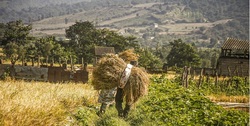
0, 64, 88, 83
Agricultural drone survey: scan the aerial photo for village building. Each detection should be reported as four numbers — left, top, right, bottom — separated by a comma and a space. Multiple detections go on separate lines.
94, 46, 115, 65
216, 38, 249, 77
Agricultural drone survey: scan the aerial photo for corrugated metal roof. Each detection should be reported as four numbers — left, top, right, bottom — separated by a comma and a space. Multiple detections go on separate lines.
94, 46, 115, 56
221, 38, 249, 50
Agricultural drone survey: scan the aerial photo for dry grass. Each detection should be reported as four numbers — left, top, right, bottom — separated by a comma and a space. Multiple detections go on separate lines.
207, 94, 249, 103
0, 78, 98, 126
118, 49, 139, 63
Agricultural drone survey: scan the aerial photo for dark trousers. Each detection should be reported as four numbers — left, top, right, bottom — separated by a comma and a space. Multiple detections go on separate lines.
100, 103, 107, 112
115, 88, 131, 117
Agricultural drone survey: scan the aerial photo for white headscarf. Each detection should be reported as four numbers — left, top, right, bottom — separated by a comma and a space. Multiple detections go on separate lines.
119, 64, 133, 88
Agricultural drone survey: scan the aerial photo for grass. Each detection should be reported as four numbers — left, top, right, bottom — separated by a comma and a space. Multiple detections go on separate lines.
207, 94, 249, 103
0, 71, 248, 125
0, 78, 98, 125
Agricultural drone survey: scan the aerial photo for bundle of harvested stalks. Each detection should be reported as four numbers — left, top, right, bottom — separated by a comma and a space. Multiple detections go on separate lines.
118, 49, 139, 63
92, 54, 126, 90
124, 67, 149, 105
92, 53, 149, 104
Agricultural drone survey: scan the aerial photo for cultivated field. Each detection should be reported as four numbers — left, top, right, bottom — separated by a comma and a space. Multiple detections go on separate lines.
0, 79, 98, 125
30, 2, 231, 38
0, 70, 249, 125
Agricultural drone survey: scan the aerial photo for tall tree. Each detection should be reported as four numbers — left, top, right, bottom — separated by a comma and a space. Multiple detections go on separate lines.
2, 20, 32, 46
2, 20, 32, 65
66, 21, 140, 63
166, 39, 200, 67
66, 21, 96, 63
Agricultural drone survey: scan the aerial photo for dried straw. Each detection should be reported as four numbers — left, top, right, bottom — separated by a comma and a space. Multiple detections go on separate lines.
118, 49, 139, 63
124, 67, 149, 105
92, 54, 126, 90
92, 53, 149, 104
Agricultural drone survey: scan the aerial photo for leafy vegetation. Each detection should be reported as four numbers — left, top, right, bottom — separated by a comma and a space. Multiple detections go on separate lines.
190, 76, 250, 96
127, 75, 249, 126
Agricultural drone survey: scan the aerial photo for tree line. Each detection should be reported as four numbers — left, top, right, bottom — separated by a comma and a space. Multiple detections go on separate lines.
0, 20, 222, 70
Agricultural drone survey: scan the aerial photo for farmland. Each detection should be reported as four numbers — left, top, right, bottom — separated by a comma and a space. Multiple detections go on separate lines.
0, 72, 248, 125
0, 0, 249, 125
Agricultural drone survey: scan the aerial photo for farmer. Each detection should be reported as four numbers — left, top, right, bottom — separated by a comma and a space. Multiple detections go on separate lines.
97, 87, 117, 116
92, 54, 148, 118
115, 60, 138, 118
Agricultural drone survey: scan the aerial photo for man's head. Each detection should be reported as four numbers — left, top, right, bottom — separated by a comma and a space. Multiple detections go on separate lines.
130, 60, 138, 66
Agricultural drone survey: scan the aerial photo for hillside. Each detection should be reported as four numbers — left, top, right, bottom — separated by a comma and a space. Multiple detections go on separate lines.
0, 0, 90, 23
1, 0, 249, 48
0, 0, 90, 11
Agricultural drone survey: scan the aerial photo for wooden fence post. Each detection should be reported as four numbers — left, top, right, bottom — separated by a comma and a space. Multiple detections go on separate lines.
206, 73, 209, 83
46, 56, 48, 66
215, 71, 218, 87
244, 77, 248, 86
82, 57, 84, 68
182, 66, 187, 87
197, 68, 204, 89
240, 65, 243, 77
186, 67, 191, 88
70, 55, 73, 71
181, 66, 190, 88
234, 66, 239, 76
38, 55, 40, 67
59, 58, 61, 67
227, 66, 233, 87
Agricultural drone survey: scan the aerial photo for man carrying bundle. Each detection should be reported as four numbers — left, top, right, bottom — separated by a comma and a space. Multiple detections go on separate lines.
116, 60, 138, 118
92, 53, 149, 118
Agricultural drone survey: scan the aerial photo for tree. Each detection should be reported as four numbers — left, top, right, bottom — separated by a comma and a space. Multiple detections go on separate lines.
66, 21, 140, 63
166, 39, 200, 68
3, 42, 19, 65
2, 20, 32, 65
95, 28, 139, 52
2, 20, 32, 46
0, 23, 6, 45
136, 48, 163, 70
66, 21, 98, 63
33, 36, 67, 65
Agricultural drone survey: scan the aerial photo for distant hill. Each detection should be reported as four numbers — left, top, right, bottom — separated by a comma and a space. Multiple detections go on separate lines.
0, 0, 90, 23
0, 0, 90, 10
0, 0, 249, 48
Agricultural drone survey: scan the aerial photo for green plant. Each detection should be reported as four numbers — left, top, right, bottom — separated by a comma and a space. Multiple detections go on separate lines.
128, 76, 249, 126
72, 107, 98, 126
0, 67, 11, 80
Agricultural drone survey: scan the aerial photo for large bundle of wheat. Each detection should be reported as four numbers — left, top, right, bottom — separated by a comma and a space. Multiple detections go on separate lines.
92, 54, 126, 90
124, 67, 149, 105
118, 49, 139, 63
92, 53, 149, 104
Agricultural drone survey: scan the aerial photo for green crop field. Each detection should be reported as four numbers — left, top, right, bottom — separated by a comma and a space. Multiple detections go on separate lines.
0, 73, 248, 125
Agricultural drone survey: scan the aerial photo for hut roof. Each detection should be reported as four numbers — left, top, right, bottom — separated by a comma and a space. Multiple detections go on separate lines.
221, 38, 249, 50
94, 46, 115, 56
